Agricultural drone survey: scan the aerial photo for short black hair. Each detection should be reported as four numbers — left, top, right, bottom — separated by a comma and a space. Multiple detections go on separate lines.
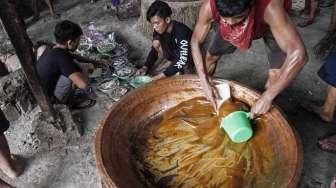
216, 0, 253, 17
146, 0, 172, 22
54, 20, 83, 44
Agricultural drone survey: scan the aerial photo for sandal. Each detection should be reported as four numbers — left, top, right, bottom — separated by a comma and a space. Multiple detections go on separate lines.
317, 133, 336, 153
71, 98, 96, 110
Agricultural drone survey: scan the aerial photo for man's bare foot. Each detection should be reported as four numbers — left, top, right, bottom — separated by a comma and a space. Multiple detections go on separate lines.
318, 133, 336, 153
0, 178, 12, 188
309, 104, 333, 122
300, 102, 333, 122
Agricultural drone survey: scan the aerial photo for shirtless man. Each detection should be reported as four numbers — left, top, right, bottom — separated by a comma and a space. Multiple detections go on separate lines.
191, 0, 308, 118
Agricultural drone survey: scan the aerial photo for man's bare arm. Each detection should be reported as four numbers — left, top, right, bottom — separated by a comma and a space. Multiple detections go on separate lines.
191, 0, 213, 80
191, 0, 220, 109
263, 0, 308, 101
70, 53, 96, 63
69, 72, 88, 89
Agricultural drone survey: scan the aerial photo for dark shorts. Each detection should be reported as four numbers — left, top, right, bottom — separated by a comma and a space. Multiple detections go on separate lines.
0, 110, 10, 133
318, 49, 336, 87
53, 75, 73, 104
207, 30, 286, 69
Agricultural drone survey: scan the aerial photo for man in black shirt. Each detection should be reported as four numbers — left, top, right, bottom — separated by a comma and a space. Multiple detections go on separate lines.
137, 0, 194, 80
36, 20, 95, 109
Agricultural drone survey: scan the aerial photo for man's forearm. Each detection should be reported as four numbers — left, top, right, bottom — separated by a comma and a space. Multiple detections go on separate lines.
263, 50, 307, 100
71, 53, 96, 64
191, 40, 207, 80
144, 47, 158, 69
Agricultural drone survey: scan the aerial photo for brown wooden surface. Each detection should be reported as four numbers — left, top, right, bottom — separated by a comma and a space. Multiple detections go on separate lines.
95, 75, 303, 188
137, 0, 202, 38
0, 0, 60, 129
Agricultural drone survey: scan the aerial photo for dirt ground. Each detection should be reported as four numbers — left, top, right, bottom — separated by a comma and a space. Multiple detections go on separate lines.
1, 0, 336, 187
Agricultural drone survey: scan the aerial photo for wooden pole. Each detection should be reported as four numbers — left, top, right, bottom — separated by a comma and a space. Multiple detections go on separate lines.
0, 0, 62, 130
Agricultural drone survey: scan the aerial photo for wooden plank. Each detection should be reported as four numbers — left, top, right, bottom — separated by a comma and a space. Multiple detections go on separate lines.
0, 0, 63, 130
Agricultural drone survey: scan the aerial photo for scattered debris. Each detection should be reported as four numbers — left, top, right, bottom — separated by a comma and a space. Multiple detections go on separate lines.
0, 70, 37, 122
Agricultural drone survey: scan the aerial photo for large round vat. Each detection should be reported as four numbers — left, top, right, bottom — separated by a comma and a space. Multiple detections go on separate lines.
95, 76, 302, 188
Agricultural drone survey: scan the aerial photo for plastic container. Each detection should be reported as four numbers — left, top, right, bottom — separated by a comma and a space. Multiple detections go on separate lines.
220, 111, 253, 143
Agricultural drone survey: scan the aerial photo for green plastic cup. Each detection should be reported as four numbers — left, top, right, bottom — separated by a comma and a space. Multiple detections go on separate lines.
220, 111, 253, 143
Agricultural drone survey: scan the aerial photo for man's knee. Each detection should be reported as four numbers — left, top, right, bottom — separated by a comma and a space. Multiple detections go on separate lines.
54, 76, 73, 103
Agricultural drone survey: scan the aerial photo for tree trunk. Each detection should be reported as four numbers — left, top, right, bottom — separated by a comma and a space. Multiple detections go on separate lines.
0, 0, 61, 130
137, 0, 202, 38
